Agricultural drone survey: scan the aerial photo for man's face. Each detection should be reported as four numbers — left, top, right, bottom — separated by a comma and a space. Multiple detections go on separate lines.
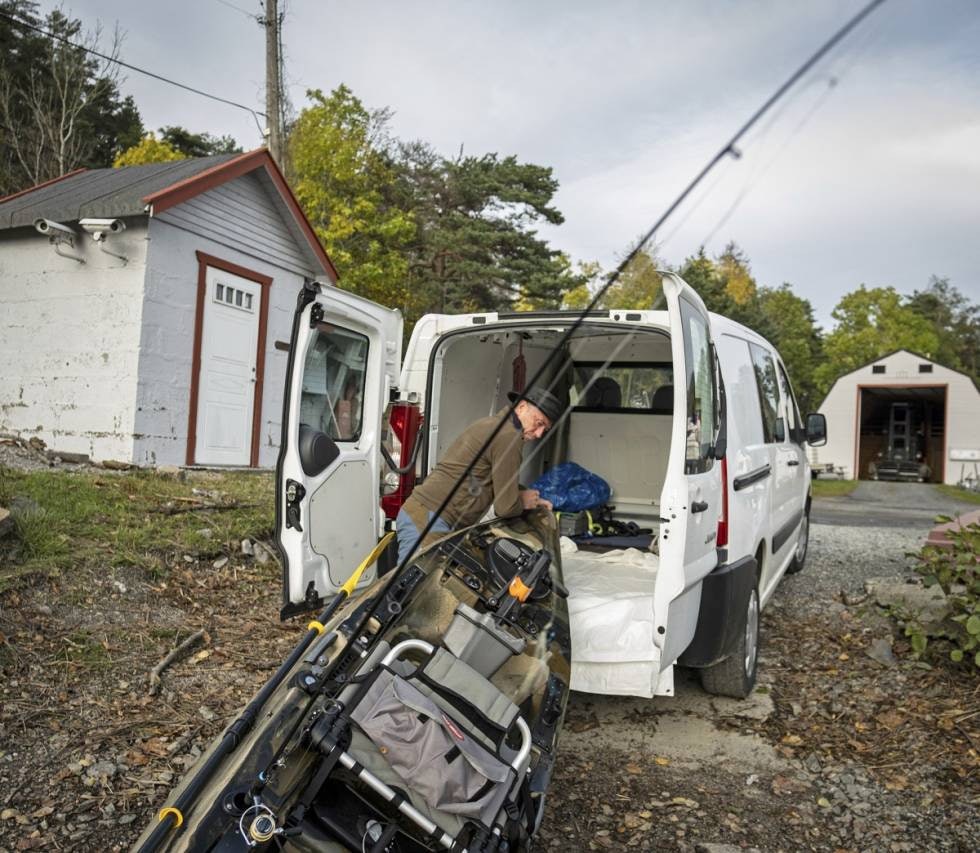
516, 401, 552, 440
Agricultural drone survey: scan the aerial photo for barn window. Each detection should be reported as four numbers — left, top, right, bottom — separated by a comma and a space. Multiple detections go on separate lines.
918, 363, 933, 373
872, 364, 886, 374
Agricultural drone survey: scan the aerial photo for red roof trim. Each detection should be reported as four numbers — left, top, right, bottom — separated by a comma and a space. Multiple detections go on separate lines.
143, 148, 338, 282
0, 168, 88, 205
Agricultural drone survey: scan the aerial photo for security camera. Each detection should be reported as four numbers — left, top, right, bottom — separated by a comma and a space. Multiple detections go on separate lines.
34, 218, 76, 239
79, 218, 125, 235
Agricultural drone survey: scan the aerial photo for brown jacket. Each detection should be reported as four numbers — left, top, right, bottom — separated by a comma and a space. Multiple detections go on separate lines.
408, 410, 524, 528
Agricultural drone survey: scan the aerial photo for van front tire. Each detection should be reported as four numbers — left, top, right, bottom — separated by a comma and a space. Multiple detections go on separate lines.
699, 584, 759, 699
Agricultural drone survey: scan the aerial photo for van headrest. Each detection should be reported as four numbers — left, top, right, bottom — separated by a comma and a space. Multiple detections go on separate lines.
583, 376, 622, 408
650, 385, 673, 414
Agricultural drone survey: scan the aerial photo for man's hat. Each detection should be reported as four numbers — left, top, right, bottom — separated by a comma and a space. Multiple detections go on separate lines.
507, 387, 565, 424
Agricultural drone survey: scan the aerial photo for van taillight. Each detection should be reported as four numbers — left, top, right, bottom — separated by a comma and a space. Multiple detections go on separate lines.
716, 456, 729, 548
381, 402, 422, 520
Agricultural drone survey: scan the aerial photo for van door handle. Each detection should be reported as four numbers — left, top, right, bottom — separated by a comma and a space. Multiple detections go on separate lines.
691, 500, 709, 513
787, 459, 800, 467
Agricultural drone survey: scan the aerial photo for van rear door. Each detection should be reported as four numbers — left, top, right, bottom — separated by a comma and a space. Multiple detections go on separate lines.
654, 273, 723, 666
276, 281, 403, 618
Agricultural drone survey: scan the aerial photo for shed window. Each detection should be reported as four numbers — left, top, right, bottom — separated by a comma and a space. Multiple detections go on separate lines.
872, 364, 886, 374
918, 363, 933, 373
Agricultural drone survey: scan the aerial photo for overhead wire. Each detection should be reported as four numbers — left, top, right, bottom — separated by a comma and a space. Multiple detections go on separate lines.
0, 8, 268, 137
391, 0, 890, 577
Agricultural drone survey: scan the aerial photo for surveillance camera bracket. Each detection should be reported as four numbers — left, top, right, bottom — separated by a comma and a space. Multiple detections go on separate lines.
49, 236, 85, 264
90, 231, 128, 264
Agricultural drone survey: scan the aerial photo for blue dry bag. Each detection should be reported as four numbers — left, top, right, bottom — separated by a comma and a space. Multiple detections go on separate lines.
530, 462, 610, 512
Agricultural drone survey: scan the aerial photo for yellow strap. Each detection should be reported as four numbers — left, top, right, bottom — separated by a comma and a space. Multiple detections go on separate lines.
158, 807, 183, 827
340, 531, 396, 596
307, 620, 325, 635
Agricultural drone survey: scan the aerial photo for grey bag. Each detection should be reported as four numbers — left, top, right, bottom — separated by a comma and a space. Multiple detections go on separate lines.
350, 669, 512, 825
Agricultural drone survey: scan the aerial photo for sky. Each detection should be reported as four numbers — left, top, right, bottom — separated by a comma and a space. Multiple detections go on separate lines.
39, 0, 980, 328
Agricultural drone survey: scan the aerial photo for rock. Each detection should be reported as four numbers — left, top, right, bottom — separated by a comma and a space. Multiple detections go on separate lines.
241, 538, 255, 556
84, 761, 117, 779
199, 706, 216, 722
156, 465, 186, 481
866, 637, 898, 667
865, 577, 949, 627
695, 844, 745, 853
112, 581, 128, 595
196, 527, 213, 540
101, 459, 132, 471
36, 604, 52, 616
47, 450, 89, 464
27, 436, 46, 451
117, 814, 137, 825
254, 542, 272, 564
212, 556, 229, 570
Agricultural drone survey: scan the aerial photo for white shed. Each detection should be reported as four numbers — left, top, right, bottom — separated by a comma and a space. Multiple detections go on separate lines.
0, 149, 338, 468
816, 349, 980, 485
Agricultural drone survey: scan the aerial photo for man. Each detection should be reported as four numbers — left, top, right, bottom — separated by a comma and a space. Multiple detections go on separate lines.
396, 387, 564, 565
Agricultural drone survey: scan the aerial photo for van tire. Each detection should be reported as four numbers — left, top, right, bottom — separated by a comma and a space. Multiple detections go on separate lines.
699, 584, 759, 699
785, 507, 809, 575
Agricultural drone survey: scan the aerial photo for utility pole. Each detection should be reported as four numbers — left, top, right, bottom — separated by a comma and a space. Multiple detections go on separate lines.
264, 0, 283, 166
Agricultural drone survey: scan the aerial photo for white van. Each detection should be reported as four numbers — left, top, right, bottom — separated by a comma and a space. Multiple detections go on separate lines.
276, 273, 827, 701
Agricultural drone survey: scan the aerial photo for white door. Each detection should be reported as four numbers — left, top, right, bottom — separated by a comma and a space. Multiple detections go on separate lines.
277, 282, 403, 618
195, 267, 262, 466
653, 273, 723, 668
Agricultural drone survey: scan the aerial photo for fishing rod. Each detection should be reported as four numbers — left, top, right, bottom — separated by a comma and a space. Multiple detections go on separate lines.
393, 0, 889, 575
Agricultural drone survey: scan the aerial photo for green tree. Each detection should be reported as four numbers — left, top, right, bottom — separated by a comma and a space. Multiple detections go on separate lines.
394, 140, 580, 319
113, 132, 186, 167
906, 276, 979, 380
562, 260, 603, 310
598, 245, 664, 310
159, 126, 240, 158
287, 85, 415, 308
757, 284, 823, 412
0, 1, 143, 194
814, 285, 941, 397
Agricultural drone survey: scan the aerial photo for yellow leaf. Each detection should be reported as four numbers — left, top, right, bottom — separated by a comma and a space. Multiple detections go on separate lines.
781, 734, 803, 746
625, 763, 643, 774
191, 649, 211, 664
654, 756, 671, 766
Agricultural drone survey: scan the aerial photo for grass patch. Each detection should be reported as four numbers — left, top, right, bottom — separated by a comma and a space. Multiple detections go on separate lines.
0, 467, 274, 592
811, 479, 859, 497
935, 484, 980, 506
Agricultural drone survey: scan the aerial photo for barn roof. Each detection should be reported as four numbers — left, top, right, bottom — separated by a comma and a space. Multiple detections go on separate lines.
0, 149, 337, 280
820, 349, 980, 406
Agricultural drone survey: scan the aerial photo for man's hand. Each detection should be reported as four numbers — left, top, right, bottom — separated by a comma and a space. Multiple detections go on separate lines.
520, 489, 553, 512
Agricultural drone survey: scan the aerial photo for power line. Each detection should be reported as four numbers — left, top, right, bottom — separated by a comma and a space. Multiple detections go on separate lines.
0, 9, 267, 136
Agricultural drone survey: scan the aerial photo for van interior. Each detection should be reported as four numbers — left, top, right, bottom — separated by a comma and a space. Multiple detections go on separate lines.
421, 319, 678, 696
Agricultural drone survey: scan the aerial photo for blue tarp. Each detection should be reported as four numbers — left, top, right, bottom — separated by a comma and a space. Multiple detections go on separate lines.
530, 462, 610, 512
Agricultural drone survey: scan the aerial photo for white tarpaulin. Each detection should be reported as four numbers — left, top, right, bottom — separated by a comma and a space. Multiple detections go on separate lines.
560, 538, 666, 697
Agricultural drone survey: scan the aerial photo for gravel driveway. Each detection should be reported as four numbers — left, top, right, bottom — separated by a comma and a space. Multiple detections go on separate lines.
536, 484, 980, 852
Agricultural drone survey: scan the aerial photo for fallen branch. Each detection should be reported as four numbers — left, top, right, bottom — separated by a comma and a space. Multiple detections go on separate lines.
149, 502, 254, 516
148, 629, 209, 696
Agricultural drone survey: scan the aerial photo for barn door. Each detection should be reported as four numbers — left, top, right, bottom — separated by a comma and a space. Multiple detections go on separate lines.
193, 266, 265, 466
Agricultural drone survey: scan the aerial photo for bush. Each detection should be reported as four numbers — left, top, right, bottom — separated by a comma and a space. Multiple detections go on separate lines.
908, 520, 980, 668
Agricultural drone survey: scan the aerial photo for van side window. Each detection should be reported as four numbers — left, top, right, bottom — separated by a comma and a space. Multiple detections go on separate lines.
748, 343, 780, 444
777, 362, 803, 444
300, 325, 369, 441
680, 298, 717, 473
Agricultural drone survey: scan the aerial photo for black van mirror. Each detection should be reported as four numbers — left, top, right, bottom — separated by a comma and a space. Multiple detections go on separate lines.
805, 413, 827, 446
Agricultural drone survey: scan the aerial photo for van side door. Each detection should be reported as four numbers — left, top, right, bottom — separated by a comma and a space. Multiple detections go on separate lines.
770, 361, 808, 575
654, 274, 723, 667
276, 281, 403, 618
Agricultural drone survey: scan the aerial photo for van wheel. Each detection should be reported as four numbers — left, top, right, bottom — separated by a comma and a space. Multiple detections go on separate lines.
700, 585, 759, 699
785, 508, 809, 575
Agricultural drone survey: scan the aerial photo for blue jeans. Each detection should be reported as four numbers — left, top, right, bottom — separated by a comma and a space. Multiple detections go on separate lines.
396, 506, 451, 566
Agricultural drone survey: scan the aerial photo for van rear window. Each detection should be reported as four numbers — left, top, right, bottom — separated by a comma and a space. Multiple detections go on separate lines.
570, 362, 673, 411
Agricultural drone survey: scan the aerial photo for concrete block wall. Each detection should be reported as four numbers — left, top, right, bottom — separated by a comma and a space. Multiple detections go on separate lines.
0, 223, 147, 462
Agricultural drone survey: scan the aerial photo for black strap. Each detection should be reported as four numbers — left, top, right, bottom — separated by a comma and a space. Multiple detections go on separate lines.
467, 777, 498, 804
444, 744, 461, 764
